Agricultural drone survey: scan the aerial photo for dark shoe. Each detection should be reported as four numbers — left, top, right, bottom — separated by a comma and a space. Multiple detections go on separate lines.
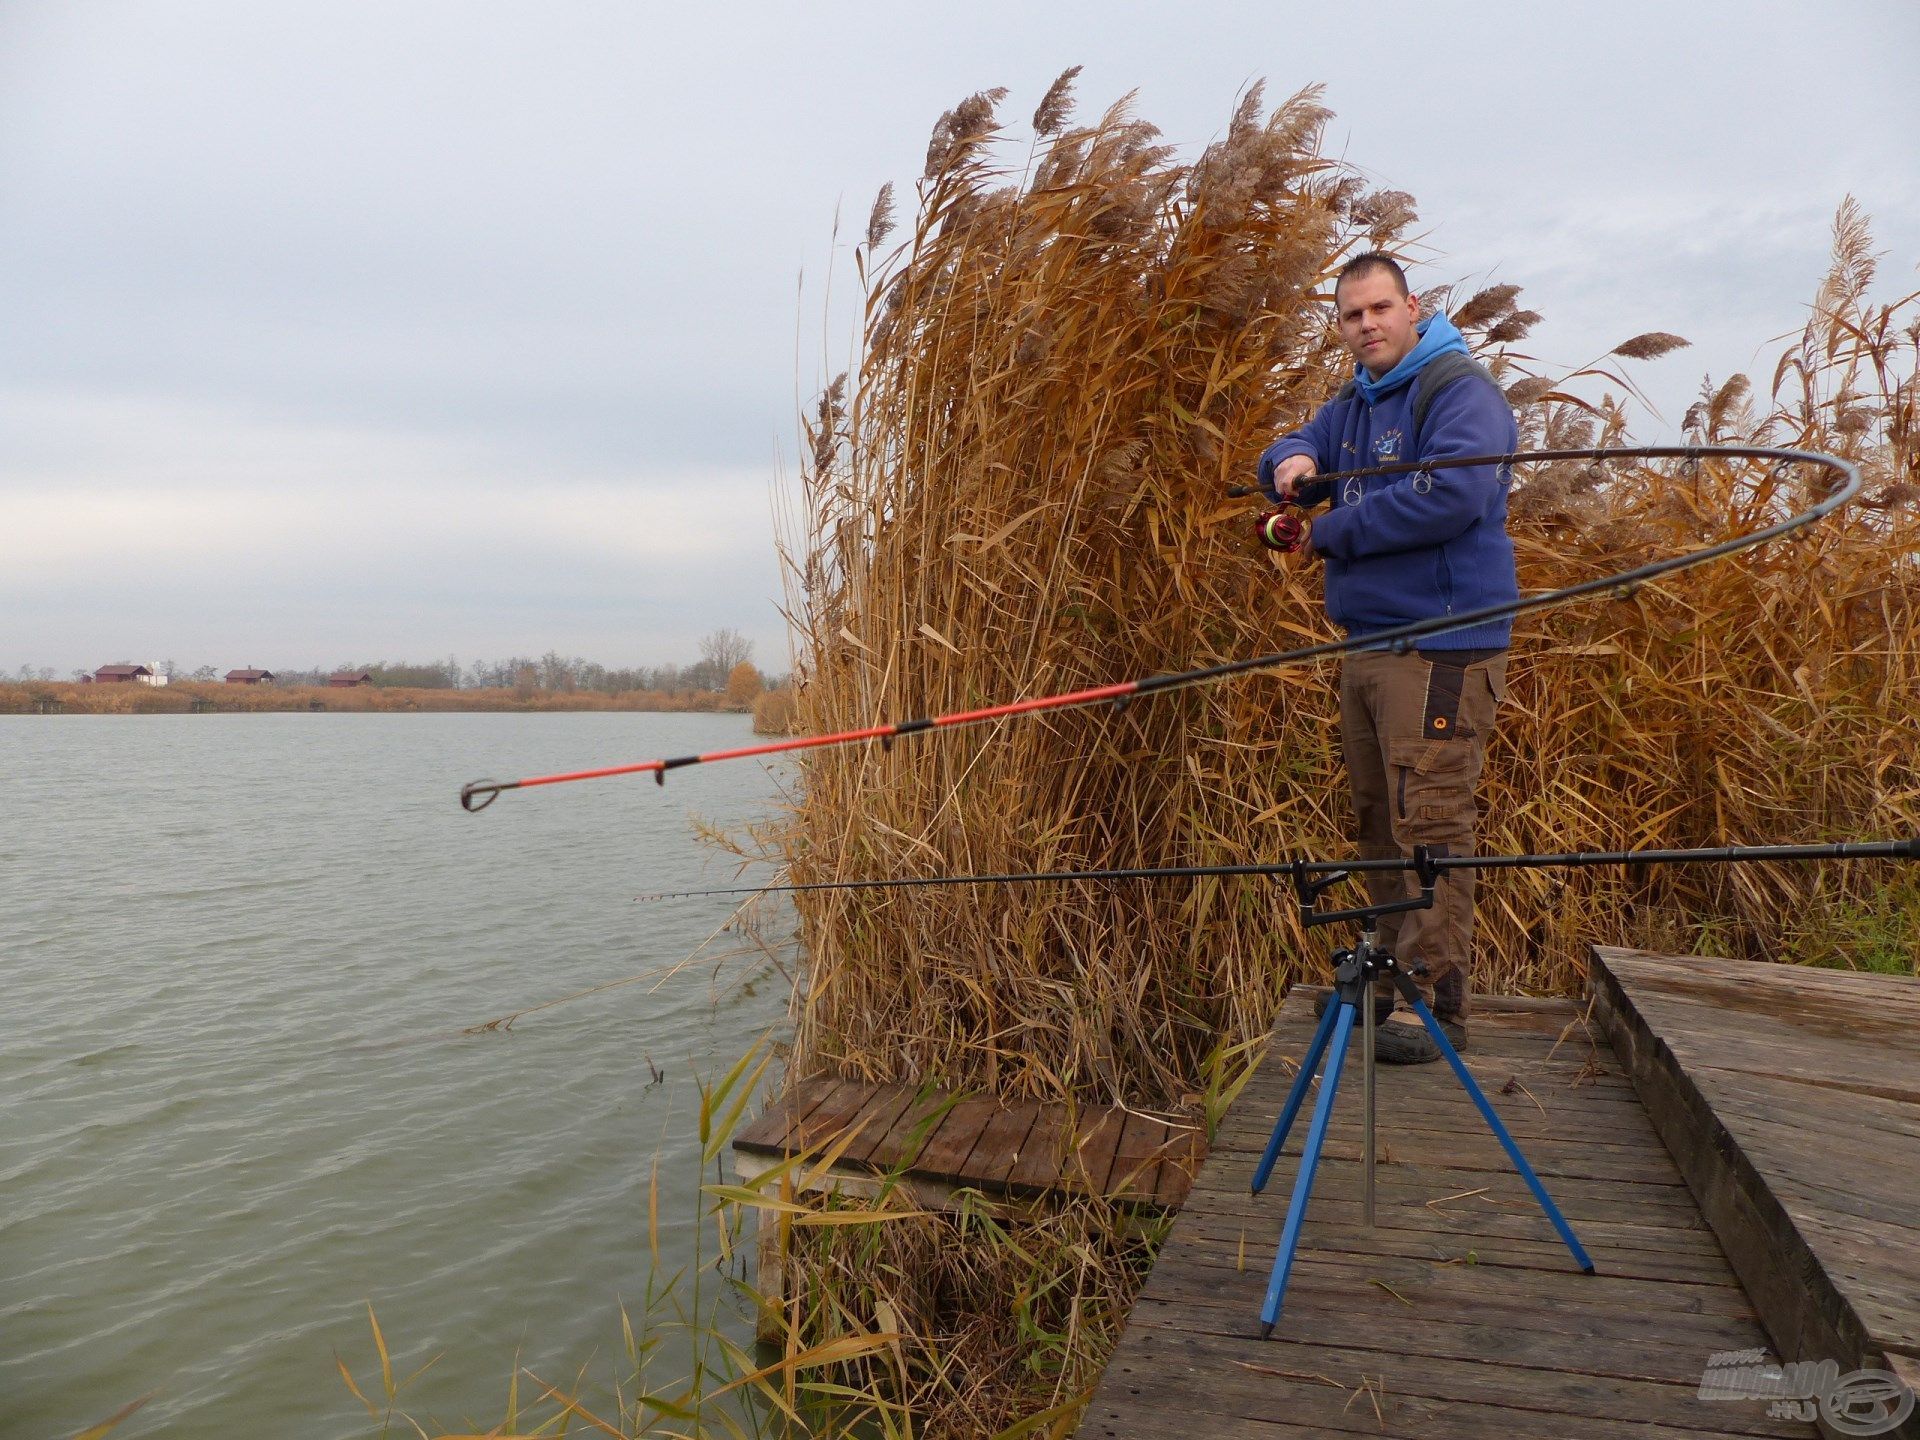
1312, 988, 1395, 1027
1372, 1016, 1468, 1066
1372, 1022, 1441, 1065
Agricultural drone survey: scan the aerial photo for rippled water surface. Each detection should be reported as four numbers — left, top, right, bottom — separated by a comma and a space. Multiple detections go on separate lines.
3, 713, 793, 1438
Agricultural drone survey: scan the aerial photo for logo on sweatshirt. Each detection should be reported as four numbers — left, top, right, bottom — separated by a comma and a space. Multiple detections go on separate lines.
1372, 428, 1404, 462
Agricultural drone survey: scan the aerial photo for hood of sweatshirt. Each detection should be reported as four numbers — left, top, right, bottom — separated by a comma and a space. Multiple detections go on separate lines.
1352, 310, 1470, 405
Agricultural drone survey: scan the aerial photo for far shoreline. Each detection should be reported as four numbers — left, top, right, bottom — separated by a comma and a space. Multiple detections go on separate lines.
1, 680, 798, 731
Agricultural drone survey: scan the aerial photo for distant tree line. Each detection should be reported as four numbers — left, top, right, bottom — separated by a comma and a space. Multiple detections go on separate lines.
278, 630, 775, 693
20, 629, 782, 696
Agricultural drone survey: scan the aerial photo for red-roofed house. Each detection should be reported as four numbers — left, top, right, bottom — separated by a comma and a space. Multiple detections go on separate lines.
328, 671, 373, 688
225, 669, 275, 684
94, 664, 156, 684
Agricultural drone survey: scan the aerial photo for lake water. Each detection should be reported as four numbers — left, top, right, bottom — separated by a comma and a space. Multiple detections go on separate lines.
2, 713, 795, 1438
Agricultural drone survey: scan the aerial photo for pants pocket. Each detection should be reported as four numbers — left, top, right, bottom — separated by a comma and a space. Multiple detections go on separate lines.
1387, 736, 1476, 839
1471, 654, 1509, 706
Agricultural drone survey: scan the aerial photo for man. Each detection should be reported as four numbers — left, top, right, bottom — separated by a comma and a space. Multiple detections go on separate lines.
1256, 252, 1518, 1064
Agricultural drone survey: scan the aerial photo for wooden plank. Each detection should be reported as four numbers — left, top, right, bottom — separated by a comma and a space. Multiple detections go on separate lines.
1114, 1323, 1814, 1437
1064, 1106, 1128, 1197
1106, 1111, 1172, 1203
1191, 1193, 1716, 1254
1594, 944, 1920, 1407
735, 1074, 860, 1156
1092, 1334, 1797, 1439
962, 1097, 1045, 1191
788, 1076, 889, 1154
1220, 1051, 1654, 1114
1210, 1125, 1688, 1185
908, 1092, 1003, 1185
1179, 1194, 1729, 1251
1209, 1101, 1658, 1161
832, 1082, 922, 1168
1153, 1245, 1759, 1320
1216, 1108, 1661, 1162
1596, 947, 1920, 1098
732, 1073, 838, 1152
1707, 1072, 1920, 1143
861, 1085, 957, 1174
1598, 947, 1920, 1014
1221, 1054, 1651, 1108
1004, 1100, 1075, 1194
1133, 1281, 1778, 1376
1149, 1119, 1209, 1208
1243, 1112, 1685, 1159
1174, 1215, 1740, 1284
1189, 1160, 1710, 1228
1085, 1323, 1814, 1439
1210, 1096, 1665, 1155
1455, 993, 1583, 1013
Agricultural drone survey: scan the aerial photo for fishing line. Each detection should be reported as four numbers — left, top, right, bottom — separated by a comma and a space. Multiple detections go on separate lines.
460, 443, 1858, 812
458, 894, 777, 1034
633, 839, 1920, 905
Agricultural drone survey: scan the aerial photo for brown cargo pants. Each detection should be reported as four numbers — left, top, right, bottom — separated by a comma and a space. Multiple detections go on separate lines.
1338, 647, 1507, 1022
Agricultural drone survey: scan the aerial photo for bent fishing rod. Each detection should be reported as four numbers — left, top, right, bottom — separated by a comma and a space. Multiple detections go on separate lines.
460, 443, 1859, 812
632, 838, 1920, 905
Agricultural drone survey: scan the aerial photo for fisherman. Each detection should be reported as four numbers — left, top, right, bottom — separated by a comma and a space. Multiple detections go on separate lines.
1255, 252, 1519, 1064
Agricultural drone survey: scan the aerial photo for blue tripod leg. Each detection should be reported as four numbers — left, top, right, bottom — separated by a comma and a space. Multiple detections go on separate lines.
1251, 991, 1342, 1195
1258, 1001, 1355, 1337
1401, 994, 1596, 1275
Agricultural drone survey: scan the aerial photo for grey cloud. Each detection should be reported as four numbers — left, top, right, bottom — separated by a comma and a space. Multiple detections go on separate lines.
3, 0, 1915, 673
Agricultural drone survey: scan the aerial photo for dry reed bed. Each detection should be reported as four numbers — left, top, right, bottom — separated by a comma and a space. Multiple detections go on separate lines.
724, 77, 1918, 1437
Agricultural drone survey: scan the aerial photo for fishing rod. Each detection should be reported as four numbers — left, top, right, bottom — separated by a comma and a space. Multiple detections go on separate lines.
633, 838, 1920, 905
460, 443, 1858, 812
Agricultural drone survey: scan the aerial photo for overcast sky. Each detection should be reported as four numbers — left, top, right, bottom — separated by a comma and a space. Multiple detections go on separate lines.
4, 0, 1915, 676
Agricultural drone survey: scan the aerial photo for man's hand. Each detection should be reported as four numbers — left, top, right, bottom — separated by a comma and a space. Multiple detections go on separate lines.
1267, 453, 1318, 502
1254, 507, 1311, 555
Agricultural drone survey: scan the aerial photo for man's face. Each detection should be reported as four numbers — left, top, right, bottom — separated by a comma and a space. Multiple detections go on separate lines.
1335, 268, 1422, 379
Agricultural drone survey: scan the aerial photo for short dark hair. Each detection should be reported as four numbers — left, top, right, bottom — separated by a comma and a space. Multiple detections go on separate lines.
1334, 252, 1410, 300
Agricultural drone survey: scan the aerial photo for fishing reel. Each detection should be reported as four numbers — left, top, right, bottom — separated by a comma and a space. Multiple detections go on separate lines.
1254, 505, 1310, 555
1230, 479, 1311, 555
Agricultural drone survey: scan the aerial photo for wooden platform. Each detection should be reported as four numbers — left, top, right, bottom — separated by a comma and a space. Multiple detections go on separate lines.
1080, 989, 1821, 1439
732, 1076, 1208, 1211
1593, 946, 1920, 1427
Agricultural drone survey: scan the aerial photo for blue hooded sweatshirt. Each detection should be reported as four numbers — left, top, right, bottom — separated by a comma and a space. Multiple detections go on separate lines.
1257, 312, 1519, 649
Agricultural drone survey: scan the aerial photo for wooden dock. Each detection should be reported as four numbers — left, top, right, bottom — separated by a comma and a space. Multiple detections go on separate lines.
1078, 953, 1920, 1438
1081, 986, 1829, 1439
732, 1075, 1210, 1342
730, 951, 1918, 1435
733, 1076, 1208, 1211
